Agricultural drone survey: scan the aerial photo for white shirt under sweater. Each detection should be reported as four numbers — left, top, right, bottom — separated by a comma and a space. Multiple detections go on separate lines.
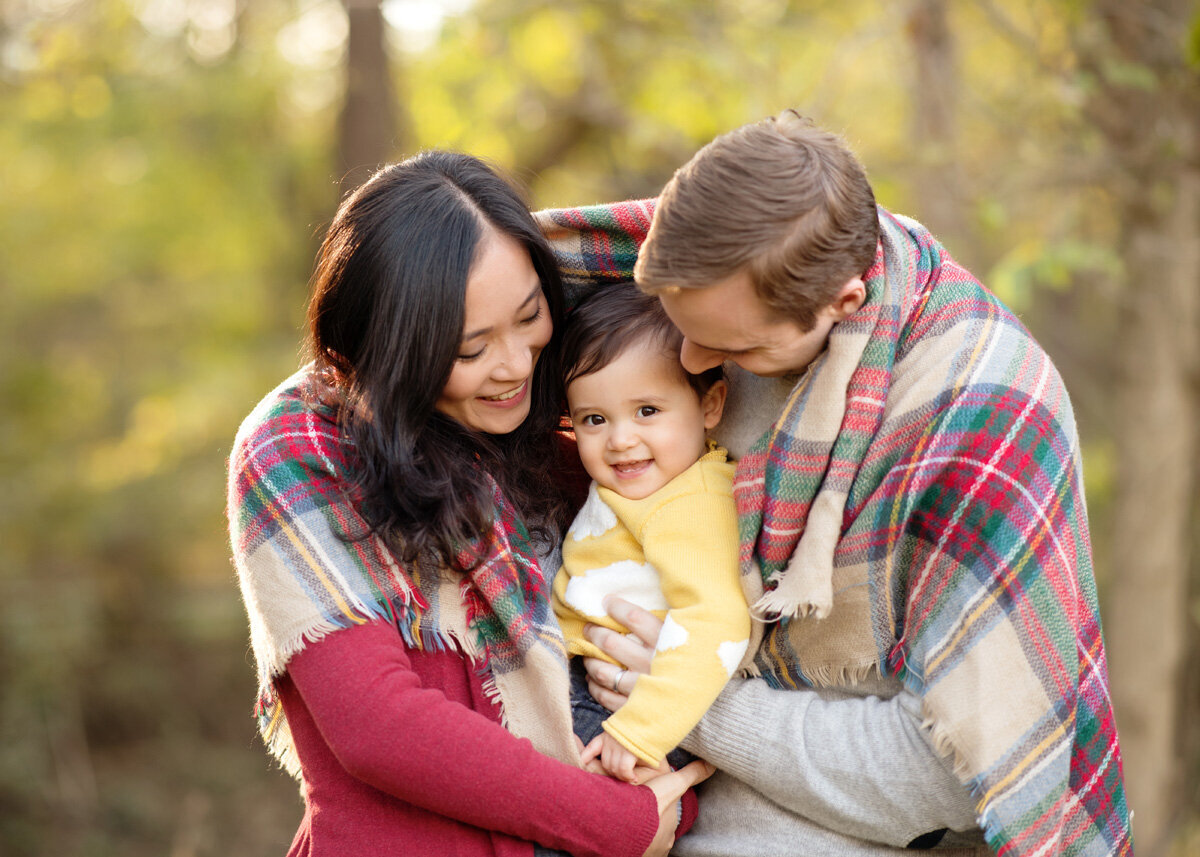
674, 365, 988, 856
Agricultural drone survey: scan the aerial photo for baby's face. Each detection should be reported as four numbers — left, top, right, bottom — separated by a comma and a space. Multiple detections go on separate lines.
567, 339, 722, 501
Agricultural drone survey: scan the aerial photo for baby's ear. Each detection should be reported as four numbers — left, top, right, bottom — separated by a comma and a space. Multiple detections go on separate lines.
702, 379, 728, 430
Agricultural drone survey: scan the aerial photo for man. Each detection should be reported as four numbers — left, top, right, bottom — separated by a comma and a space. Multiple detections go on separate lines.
538, 111, 1130, 856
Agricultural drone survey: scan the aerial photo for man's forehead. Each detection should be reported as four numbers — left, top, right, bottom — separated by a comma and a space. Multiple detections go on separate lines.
659, 297, 757, 356
659, 278, 764, 323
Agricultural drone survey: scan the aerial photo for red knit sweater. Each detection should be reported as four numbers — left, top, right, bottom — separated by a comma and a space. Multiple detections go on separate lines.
277, 619, 694, 856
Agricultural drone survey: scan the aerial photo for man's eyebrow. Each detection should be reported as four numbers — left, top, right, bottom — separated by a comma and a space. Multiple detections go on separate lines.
462, 284, 542, 341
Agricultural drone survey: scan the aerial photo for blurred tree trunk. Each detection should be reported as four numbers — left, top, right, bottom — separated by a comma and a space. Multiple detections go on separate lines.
339, 0, 404, 189
1080, 2, 1200, 852
904, 0, 966, 253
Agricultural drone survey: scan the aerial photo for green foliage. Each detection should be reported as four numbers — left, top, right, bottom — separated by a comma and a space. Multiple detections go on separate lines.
1, 1, 326, 852
2, 0, 1193, 853
988, 238, 1121, 312
394, 0, 904, 206
1187, 8, 1200, 69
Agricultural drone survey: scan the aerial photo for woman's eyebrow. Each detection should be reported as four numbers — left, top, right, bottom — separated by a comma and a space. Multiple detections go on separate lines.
462, 284, 542, 341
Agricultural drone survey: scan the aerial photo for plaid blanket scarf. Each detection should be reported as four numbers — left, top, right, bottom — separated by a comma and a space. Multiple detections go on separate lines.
227, 369, 578, 778
536, 201, 1131, 857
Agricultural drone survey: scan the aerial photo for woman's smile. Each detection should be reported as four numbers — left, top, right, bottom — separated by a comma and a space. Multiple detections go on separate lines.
479, 380, 529, 406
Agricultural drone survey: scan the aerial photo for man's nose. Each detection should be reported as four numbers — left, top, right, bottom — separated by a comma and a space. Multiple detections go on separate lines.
679, 339, 725, 374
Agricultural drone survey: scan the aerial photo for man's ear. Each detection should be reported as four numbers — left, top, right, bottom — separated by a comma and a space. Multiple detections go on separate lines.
829, 277, 867, 321
702, 379, 728, 430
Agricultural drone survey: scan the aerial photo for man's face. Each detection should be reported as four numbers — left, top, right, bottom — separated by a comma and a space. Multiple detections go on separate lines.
657, 269, 847, 378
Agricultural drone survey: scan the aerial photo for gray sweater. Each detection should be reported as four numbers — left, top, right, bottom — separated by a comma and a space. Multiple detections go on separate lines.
674, 367, 989, 856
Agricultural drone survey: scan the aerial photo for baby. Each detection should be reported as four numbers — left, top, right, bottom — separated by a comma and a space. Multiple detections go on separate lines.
552, 282, 751, 782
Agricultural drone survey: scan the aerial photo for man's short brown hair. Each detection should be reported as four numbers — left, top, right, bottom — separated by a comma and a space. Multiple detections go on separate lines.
634, 110, 880, 331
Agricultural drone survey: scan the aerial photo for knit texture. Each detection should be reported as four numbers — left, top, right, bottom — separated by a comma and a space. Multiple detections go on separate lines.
552, 447, 750, 766
536, 200, 1131, 857
227, 368, 578, 777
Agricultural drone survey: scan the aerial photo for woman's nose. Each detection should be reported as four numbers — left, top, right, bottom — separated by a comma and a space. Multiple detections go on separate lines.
493, 335, 535, 379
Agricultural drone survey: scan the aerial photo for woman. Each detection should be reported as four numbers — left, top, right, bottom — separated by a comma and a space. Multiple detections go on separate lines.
227, 151, 709, 857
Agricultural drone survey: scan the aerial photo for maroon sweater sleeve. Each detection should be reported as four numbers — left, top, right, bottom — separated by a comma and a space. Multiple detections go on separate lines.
285, 619, 660, 857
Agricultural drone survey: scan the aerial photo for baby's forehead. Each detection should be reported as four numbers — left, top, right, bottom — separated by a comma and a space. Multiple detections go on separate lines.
566, 339, 696, 402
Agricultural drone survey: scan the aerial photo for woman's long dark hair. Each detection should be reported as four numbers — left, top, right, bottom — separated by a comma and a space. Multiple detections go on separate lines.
305, 151, 573, 571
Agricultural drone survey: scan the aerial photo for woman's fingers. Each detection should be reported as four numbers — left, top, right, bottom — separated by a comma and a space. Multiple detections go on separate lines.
604, 596, 664, 648
639, 760, 715, 857
583, 600, 662, 674
584, 663, 629, 713
632, 759, 672, 785
646, 759, 716, 814
583, 655, 634, 692
582, 598, 666, 712
583, 623, 653, 674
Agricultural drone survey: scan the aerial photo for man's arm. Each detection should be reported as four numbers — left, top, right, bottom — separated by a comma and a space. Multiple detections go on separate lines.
679, 677, 981, 848
584, 600, 981, 850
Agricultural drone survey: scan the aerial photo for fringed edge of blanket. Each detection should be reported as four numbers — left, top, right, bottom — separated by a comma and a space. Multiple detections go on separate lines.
896, 661, 1012, 853
738, 656, 880, 688
801, 660, 881, 688
252, 595, 483, 780
477, 665, 506, 729
917, 702, 1005, 851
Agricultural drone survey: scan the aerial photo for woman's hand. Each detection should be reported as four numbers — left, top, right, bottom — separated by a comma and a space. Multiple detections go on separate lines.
582, 597, 664, 712
641, 759, 714, 857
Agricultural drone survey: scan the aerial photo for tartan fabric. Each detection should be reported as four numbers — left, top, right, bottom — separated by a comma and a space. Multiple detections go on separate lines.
537, 202, 1131, 857
534, 199, 655, 305
227, 368, 576, 777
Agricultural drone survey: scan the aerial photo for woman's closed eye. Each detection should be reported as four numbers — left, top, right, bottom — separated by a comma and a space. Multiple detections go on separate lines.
457, 302, 543, 361
519, 304, 544, 326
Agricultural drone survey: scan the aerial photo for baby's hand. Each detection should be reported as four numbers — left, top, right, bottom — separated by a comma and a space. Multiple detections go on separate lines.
575, 735, 606, 776
582, 732, 642, 783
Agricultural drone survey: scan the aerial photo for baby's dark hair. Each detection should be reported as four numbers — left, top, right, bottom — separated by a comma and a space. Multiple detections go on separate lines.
561, 283, 723, 397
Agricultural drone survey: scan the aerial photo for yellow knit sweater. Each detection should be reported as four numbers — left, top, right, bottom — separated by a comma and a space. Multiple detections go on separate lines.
552, 447, 751, 767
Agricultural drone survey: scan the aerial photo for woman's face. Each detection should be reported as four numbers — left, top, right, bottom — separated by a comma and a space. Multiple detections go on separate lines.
435, 227, 553, 434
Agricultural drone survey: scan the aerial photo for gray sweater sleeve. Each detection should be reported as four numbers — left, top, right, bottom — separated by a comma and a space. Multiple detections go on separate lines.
678, 677, 982, 848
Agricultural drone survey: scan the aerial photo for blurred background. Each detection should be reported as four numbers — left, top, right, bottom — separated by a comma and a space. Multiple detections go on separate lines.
1, 0, 1197, 854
